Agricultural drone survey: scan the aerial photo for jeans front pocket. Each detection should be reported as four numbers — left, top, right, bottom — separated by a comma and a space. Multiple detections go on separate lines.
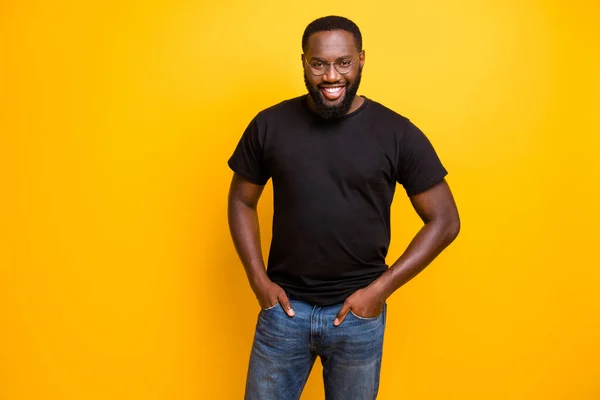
349, 303, 387, 321
261, 302, 279, 312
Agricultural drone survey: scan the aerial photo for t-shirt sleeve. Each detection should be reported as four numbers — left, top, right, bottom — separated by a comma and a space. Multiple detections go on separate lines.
396, 121, 448, 196
228, 116, 270, 185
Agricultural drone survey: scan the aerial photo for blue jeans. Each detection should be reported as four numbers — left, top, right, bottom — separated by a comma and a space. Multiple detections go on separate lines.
245, 296, 387, 400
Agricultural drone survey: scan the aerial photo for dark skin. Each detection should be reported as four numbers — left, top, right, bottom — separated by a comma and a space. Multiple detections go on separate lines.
303, 30, 365, 115
228, 30, 460, 325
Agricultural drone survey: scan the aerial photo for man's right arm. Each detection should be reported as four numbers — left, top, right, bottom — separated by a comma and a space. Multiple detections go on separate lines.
227, 172, 295, 316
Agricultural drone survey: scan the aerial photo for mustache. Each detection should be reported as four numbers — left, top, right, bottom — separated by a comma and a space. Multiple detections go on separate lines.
303, 70, 361, 120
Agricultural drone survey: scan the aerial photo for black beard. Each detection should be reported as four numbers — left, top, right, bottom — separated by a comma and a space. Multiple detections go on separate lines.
304, 67, 362, 120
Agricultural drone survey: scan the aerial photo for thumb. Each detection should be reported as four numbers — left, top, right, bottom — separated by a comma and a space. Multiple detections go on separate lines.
278, 292, 295, 317
334, 302, 351, 326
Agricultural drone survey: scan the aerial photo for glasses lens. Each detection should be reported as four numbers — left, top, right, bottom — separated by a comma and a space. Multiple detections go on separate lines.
335, 62, 353, 74
335, 63, 352, 74
308, 60, 326, 75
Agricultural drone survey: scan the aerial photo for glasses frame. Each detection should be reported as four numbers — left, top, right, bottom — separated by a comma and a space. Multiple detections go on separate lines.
303, 51, 364, 76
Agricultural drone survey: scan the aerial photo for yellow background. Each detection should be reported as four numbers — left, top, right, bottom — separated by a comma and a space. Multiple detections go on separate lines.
2, 0, 599, 399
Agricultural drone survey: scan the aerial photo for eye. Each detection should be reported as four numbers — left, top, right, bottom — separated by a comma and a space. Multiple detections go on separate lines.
338, 60, 352, 67
310, 61, 324, 68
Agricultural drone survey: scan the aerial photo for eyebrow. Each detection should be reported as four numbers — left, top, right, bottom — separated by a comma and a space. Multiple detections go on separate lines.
309, 55, 354, 62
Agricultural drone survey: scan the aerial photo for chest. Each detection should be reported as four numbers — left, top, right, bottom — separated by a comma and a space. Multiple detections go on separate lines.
265, 125, 397, 191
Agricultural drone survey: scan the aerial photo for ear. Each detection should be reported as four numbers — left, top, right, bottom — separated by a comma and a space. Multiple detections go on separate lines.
300, 53, 306, 71
359, 50, 366, 69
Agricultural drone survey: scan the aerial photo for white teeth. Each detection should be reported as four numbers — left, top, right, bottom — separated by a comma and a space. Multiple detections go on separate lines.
324, 87, 342, 93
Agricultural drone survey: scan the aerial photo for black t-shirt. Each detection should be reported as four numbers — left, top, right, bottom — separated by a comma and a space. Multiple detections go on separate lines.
228, 95, 447, 306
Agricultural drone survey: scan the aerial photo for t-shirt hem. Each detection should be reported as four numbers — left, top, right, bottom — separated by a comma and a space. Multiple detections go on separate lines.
227, 159, 269, 186
276, 271, 387, 306
405, 170, 448, 197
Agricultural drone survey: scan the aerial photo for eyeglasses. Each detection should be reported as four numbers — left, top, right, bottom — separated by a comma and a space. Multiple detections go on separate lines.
303, 52, 363, 76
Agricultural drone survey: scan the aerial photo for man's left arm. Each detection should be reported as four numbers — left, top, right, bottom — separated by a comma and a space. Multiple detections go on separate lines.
334, 179, 460, 325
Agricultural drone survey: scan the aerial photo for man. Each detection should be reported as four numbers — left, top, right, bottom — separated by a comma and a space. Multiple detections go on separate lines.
227, 15, 460, 400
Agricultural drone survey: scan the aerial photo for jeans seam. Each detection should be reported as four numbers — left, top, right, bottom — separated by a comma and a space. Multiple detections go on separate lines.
292, 359, 314, 400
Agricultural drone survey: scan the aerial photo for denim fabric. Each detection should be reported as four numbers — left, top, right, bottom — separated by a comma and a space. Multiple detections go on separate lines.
245, 297, 386, 400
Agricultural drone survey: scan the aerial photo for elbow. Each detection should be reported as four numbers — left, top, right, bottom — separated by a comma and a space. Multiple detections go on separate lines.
228, 193, 257, 212
430, 211, 460, 246
445, 215, 461, 244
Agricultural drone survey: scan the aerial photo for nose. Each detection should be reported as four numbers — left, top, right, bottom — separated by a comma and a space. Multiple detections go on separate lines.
323, 62, 341, 83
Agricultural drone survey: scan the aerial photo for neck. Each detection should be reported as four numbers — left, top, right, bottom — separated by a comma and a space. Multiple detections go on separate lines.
348, 95, 365, 114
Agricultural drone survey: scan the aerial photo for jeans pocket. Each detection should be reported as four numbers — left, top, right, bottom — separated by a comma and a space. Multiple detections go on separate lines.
349, 303, 386, 321
261, 303, 279, 311
349, 310, 381, 321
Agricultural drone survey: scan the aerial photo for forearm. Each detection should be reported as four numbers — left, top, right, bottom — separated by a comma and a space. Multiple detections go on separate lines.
373, 218, 459, 299
227, 200, 269, 289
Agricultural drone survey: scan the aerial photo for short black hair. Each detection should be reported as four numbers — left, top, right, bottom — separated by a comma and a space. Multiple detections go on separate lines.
302, 16, 362, 53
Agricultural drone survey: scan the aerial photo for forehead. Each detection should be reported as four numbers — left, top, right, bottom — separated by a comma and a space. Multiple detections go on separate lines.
305, 30, 358, 58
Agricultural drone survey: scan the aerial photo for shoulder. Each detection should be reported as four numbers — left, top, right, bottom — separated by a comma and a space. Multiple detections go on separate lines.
362, 97, 414, 127
361, 97, 424, 140
254, 95, 307, 122
241, 96, 308, 145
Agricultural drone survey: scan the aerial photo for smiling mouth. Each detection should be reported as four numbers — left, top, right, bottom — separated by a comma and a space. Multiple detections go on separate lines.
320, 85, 346, 101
